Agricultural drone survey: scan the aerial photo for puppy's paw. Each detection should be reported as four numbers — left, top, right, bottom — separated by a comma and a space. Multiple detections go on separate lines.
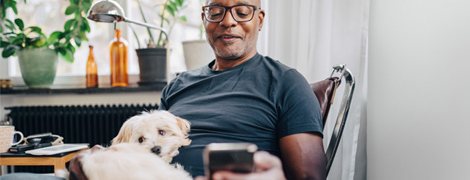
56, 169, 70, 180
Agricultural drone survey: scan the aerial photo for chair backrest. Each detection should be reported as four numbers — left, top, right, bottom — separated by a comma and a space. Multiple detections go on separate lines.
310, 64, 355, 175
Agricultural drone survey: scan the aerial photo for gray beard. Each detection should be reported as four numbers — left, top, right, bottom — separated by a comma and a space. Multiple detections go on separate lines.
214, 49, 244, 60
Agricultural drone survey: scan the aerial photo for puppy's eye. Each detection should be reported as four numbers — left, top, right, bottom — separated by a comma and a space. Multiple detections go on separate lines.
159, 130, 166, 136
138, 137, 145, 143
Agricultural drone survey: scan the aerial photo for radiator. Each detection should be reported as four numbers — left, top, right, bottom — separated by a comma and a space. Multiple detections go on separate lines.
4, 103, 159, 173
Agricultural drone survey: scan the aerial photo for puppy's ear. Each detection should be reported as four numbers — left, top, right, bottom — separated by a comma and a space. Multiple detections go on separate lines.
112, 120, 134, 144
182, 139, 191, 146
176, 117, 191, 136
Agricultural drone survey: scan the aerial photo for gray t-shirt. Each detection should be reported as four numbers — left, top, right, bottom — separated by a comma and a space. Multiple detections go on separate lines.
159, 53, 322, 177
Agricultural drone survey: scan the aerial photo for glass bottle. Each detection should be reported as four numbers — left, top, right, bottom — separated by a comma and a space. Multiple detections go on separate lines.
109, 29, 129, 87
86, 45, 98, 88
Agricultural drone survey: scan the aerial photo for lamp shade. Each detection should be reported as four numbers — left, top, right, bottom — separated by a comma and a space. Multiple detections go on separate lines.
87, 0, 125, 23
86, 0, 169, 39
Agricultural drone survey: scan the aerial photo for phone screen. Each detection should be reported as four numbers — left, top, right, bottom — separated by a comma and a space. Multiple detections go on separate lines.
203, 143, 257, 179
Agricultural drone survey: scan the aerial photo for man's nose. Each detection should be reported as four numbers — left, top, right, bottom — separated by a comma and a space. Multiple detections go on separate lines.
220, 10, 237, 27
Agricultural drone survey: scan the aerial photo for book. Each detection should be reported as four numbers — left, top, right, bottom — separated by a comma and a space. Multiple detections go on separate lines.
25, 143, 89, 155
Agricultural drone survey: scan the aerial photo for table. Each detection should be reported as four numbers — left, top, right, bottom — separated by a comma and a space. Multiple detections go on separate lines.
0, 148, 88, 176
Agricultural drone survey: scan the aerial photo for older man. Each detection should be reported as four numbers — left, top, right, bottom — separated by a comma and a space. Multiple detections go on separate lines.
159, 0, 326, 179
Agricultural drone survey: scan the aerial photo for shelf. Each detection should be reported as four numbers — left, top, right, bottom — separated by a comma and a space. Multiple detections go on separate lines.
0, 83, 166, 95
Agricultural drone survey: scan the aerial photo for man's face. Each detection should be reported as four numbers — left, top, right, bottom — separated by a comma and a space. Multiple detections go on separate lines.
203, 0, 265, 61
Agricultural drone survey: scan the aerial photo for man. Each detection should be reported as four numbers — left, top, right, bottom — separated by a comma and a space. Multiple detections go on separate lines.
159, 0, 326, 179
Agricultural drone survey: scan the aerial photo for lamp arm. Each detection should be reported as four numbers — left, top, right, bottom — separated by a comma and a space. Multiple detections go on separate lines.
123, 18, 169, 42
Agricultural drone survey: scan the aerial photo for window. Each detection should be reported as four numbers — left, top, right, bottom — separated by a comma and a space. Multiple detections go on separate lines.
5, 0, 204, 86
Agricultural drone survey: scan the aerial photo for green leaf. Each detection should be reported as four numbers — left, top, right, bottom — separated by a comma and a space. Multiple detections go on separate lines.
14, 19, 24, 31
68, 43, 76, 54
178, 16, 187, 22
48, 31, 62, 44
176, 0, 184, 7
82, 2, 92, 12
65, 5, 78, 15
72, 35, 81, 47
5, 19, 16, 31
79, 32, 88, 42
64, 19, 76, 31
11, 1, 18, 15
166, 4, 176, 17
2, 45, 17, 58
26, 26, 42, 34
56, 47, 66, 55
12, 35, 25, 45
0, 40, 9, 48
81, 17, 91, 32
61, 48, 74, 63
71, 0, 79, 5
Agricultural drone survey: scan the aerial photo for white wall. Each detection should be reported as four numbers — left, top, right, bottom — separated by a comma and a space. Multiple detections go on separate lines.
368, 0, 470, 180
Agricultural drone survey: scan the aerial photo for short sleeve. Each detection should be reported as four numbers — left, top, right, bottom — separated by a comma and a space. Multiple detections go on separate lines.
275, 69, 323, 138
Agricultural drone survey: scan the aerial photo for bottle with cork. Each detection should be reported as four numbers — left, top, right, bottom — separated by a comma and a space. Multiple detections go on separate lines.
109, 28, 128, 87
86, 45, 98, 88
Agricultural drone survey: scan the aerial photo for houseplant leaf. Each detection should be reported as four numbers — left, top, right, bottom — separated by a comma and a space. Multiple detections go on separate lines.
5, 19, 16, 31
2, 45, 16, 58
48, 31, 62, 45
14, 18, 24, 31
26, 26, 42, 34
166, 4, 176, 17
65, 4, 78, 15
64, 19, 77, 31
178, 16, 187, 22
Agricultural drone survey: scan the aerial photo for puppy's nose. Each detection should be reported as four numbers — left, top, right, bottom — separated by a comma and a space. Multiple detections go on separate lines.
152, 146, 161, 155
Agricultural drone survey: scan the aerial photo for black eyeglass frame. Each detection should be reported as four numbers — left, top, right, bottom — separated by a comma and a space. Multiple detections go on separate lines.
202, 5, 262, 23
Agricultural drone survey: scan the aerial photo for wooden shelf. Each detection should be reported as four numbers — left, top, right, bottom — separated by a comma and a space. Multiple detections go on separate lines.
0, 83, 166, 95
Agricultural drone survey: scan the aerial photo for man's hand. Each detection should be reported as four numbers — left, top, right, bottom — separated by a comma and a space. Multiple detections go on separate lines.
195, 151, 286, 180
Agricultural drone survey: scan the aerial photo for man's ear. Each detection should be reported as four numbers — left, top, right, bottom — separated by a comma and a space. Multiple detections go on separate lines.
258, 10, 265, 31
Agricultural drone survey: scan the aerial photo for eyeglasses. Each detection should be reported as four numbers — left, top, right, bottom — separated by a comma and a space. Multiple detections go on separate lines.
202, 5, 261, 23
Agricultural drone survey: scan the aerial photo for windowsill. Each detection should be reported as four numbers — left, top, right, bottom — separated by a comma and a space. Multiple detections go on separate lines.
0, 83, 167, 95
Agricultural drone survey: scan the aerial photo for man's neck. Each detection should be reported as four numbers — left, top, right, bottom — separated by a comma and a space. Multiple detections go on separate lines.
212, 52, 257, 71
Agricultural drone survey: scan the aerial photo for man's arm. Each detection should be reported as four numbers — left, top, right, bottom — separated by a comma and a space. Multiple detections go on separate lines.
279, 132, 326, 180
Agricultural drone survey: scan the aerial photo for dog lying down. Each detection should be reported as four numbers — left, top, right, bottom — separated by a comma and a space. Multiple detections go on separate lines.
68, 143, 193, 180
67, 110, 192, 180
111, 110, 191, 163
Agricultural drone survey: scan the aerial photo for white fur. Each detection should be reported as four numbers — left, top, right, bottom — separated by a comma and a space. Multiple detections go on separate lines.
111, 110, 191, 163
81, 143, 192, 180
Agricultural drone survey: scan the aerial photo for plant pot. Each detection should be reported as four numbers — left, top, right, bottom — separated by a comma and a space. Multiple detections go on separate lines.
182, 39, 215, 70
135, 48, 167, 86
17, 47, 58, 88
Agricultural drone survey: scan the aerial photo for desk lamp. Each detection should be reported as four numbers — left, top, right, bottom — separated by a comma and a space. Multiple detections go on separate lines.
87, 0, 169, 40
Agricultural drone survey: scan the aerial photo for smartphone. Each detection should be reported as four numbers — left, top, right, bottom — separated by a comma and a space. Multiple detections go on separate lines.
203, 143, 258, 179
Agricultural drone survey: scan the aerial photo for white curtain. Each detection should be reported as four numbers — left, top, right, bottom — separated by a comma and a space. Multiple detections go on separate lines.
258, 0, 369, 179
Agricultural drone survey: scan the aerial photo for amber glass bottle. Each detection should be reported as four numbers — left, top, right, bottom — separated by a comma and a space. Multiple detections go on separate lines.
86, 45, 98, 88
109, 29, 128, 87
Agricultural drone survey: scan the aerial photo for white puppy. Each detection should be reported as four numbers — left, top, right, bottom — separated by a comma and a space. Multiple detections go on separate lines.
111, 110, 191, 163
75, 143, 192, 180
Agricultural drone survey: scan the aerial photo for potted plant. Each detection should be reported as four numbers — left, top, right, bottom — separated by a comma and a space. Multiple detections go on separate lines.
132, 0, 187, 86
182, 0, 214, 71
0, 0, 91, 88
